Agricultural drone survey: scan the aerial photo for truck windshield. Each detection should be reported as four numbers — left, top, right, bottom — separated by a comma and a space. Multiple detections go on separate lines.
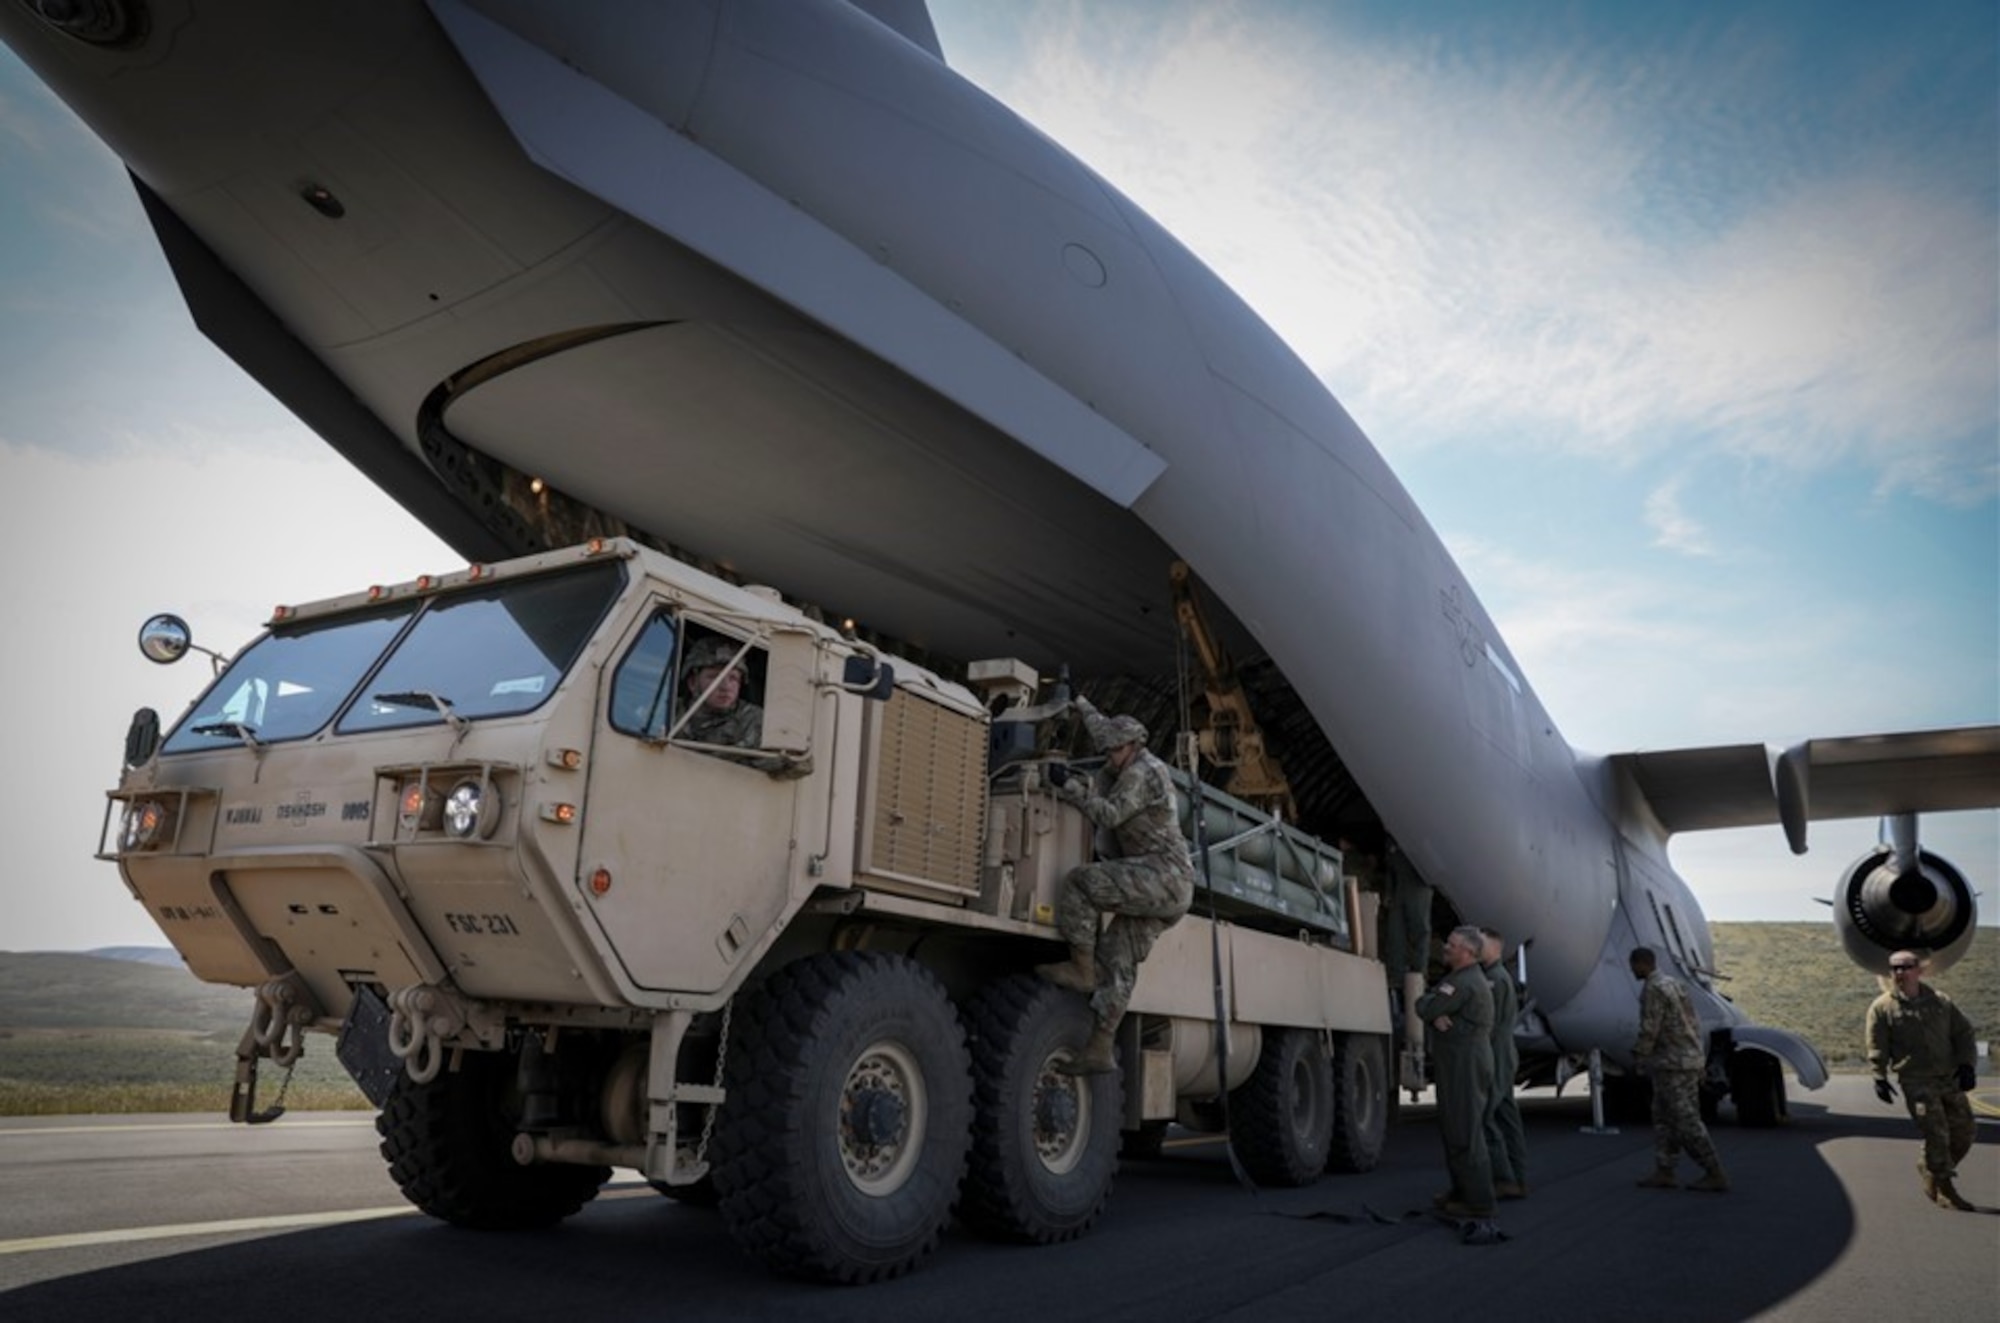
160, 603, 419, 754
158, 561, 627, 754
337, 561, 625, 734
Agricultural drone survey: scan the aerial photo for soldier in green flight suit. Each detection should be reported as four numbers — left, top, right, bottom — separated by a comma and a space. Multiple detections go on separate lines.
1480, 927, 1528, 1200
1416, 924, 1496, 1218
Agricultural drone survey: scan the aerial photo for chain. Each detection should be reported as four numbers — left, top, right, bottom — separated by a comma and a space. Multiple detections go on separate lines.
268, 1058, 296, 1114
693, 1000, 733, 1167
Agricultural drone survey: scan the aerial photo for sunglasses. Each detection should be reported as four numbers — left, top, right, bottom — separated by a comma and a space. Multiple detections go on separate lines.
1890, 964, 1920, 972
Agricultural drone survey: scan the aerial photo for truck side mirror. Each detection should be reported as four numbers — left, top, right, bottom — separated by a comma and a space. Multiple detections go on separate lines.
842, 655, 896, 701
138, 614, 193, 665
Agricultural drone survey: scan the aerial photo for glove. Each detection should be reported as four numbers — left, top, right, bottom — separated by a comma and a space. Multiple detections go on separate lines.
1957, 1064, 1976, 1093
1873, 1078, 1897, 1105
1044, 762, 1070, 789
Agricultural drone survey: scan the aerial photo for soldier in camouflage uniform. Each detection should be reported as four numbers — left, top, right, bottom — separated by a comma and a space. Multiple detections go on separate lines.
1036, 697, 1195, 1076
1480, 927, 1528, 1199
1629, 947, 1728, 1192
1416, 925, 1496, 1217
1867, 950, 1978, 1211
678, 635, 765, 749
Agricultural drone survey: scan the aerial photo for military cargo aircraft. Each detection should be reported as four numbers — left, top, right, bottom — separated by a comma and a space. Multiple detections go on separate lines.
6, 0, 1994, 1119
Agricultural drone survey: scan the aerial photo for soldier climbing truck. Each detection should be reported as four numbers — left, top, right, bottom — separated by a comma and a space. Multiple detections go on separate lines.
102, 537, 1392, 1283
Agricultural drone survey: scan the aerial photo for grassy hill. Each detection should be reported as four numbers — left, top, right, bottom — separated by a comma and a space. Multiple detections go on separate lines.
3, 925, 1995, 1114
0, 951, 366, 1114
1707, 922, 1996, 1067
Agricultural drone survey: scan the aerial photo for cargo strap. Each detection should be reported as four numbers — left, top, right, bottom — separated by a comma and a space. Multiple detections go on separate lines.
1177, 632, 1258, 1198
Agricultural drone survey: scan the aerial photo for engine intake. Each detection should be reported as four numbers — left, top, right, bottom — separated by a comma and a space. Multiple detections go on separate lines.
1833, 846, 1976, 976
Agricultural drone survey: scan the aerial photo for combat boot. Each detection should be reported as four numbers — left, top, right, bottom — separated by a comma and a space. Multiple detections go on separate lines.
1931, 1175, 1974, 1211
1688, 1167, 1730, 1193
1920, 1169, 1939, 1203
1636, 1165, 1678, 1189
1056, 1026, 1117, 1076
1036, 948, 1097, 994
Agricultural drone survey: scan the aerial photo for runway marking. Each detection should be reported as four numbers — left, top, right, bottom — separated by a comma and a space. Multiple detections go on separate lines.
0, 1183, 657, 1257
0, 1119, 375, 1138
0, 1207, 417, 1256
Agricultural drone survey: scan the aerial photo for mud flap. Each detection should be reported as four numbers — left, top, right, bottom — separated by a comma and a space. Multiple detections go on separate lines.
336, 984, 403, 1108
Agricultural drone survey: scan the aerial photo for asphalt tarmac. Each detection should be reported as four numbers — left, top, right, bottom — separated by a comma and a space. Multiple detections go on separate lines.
1, 1073, 1993, 1321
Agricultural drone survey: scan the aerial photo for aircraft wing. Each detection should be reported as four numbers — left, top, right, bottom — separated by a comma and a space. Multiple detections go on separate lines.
1611, 725, 2000, 852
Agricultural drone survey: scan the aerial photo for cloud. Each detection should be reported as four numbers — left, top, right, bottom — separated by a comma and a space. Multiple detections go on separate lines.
1643, 478, 1717, 557
945, 2, 1998, 503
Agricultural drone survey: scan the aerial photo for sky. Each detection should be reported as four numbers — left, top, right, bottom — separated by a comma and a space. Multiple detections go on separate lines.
0, 0, 1993, 951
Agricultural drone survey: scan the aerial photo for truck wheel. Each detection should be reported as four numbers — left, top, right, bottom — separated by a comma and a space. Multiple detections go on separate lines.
710, 951, 972, 1283
376, 1047, 608, 1230
1327, 1032, 1390, 1173
1229, 1026, 1334, 1186
961, 975, 1120, 1243
1728, 1050, 1786, 1127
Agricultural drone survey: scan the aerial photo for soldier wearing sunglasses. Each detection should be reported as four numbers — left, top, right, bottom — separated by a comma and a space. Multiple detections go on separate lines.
1866, 951, 1979, 1211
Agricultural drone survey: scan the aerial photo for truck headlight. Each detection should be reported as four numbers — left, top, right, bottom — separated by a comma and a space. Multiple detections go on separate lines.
119, 799, 171, 852
442, 778, 498, 840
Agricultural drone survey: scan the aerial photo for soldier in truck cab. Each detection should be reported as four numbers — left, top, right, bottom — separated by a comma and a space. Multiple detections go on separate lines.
679, 634, 765, 749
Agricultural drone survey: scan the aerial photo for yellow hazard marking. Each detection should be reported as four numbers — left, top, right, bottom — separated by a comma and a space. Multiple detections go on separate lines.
1969, 1088, 2000, 1119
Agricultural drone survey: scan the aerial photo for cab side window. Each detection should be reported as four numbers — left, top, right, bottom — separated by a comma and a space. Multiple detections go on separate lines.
609, 611, 677, 740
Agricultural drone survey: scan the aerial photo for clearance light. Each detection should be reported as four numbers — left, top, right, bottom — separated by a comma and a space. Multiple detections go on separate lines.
119, 800, 170, 852
540, 803, 577, 825
416, 574, 435, 591
468, 563, 489, 581
589, 867, 613, 895
271, 605, 295, 622
443, 779, 498, 840
398, 781, 440, 833
546, 748, 582, 771
585, 538, 607, 555
368, 585, 387, 601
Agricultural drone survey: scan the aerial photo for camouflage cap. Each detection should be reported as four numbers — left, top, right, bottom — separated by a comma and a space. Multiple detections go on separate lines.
683, 635, 744, 679
1093, 713, 1147, 751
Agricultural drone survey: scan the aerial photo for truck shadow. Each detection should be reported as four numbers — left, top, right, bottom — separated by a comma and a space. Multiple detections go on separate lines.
6, 1094, 1907, 1323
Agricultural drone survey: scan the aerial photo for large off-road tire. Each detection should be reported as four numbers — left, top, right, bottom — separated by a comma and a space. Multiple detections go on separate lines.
961, 975, 1120, 1243
1229, 1026, 1334, 1186
709, 952, 972, 1284
1327, 1032, 1391, 1173
1728, 1050, 1787, 1128
376, 1047, 609, 1230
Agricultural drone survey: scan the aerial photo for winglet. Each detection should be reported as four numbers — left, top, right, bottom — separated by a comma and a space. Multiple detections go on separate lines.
1774, 740, 1811, 855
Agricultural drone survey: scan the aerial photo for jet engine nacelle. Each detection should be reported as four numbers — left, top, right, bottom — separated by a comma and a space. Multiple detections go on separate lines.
1833, 846, 1977, 976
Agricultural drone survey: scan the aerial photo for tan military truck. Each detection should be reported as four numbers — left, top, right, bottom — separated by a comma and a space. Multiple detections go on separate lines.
102, 537, 1391, 1283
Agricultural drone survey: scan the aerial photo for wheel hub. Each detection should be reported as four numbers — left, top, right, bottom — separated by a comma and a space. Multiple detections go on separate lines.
847, 1086, 908, 1147
1035, 1077, 1080, 1135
